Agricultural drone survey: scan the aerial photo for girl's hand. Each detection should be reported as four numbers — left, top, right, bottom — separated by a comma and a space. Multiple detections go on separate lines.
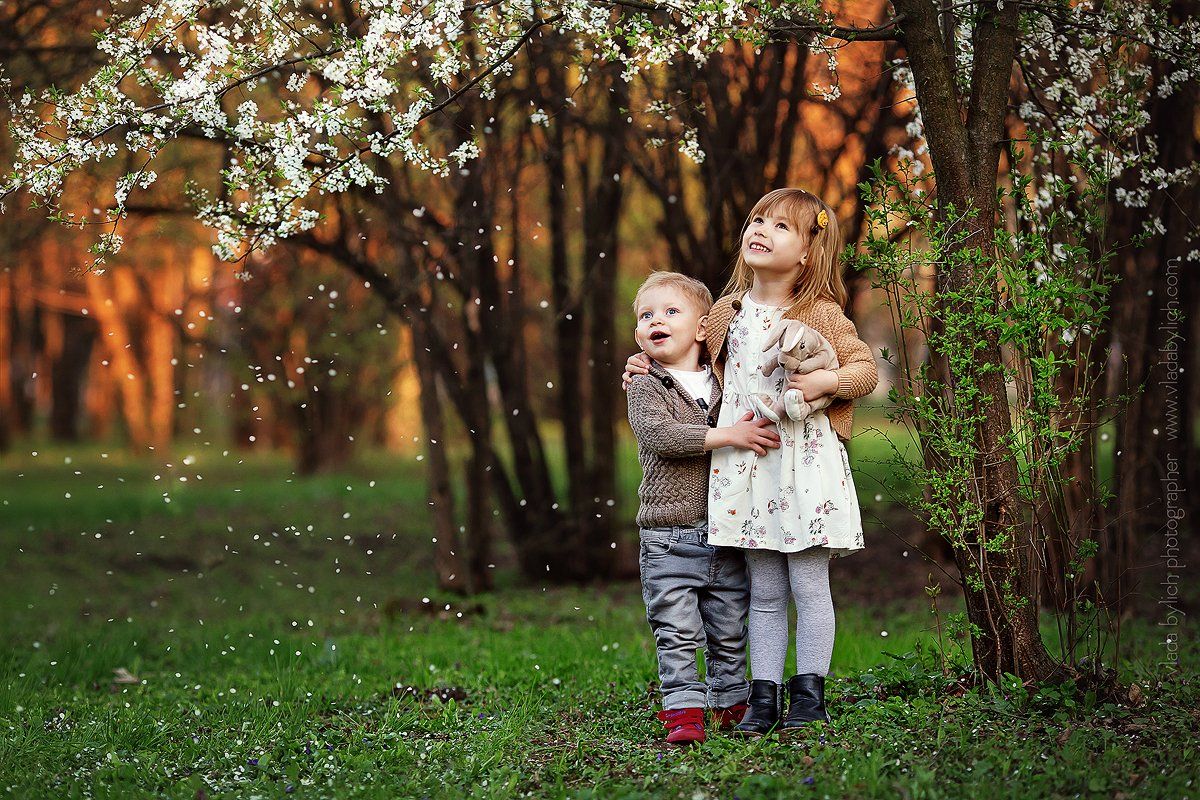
787, 369, 839, 402
621, 352, 652, 391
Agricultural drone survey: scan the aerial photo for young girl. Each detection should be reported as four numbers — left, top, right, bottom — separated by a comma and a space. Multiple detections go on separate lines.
623, 188, 877, 737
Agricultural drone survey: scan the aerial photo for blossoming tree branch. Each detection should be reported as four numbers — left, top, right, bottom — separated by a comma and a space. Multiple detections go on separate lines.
6, 0, 1188, 264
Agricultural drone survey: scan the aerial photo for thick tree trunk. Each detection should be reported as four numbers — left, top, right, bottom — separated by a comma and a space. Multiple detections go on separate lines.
495, 182, 573, 574
463, 134, 561, 574
461, 382, 495, 592
543, 68, 591, 555
145, 267, 179, 451
580, 62, 628, 576
895, 0, 1063, 683
84, 268, 152, 451
38, 244, 95, 443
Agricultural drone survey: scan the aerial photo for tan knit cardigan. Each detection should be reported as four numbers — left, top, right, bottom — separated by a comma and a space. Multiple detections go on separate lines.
626, 359, 722, 529
704, 290, 878, 442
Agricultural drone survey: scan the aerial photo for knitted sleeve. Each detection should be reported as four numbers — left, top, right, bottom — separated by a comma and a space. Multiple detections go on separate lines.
823, 305, 879, 401
626, 377, 709, 458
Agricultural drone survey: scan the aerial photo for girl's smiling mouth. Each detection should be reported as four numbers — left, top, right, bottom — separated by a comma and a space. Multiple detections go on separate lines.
748, 241, 771, 252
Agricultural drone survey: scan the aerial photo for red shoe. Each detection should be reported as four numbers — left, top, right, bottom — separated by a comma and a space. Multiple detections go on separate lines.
657, 708, 706, 745
711, 703, 749, 731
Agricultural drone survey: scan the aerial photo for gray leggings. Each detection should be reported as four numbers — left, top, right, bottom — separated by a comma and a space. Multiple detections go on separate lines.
746, 547, 834, 681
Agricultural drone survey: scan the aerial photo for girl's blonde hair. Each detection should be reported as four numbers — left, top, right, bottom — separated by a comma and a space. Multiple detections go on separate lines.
721, 188, 848, 314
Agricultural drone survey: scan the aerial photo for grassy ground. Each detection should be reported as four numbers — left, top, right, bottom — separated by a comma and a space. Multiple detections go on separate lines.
1, 435, 1196, 798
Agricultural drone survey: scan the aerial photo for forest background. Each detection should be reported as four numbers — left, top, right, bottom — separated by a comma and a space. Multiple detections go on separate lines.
1, 0, 1197, 796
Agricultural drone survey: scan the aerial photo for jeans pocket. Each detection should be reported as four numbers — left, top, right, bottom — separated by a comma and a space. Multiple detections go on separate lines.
641, 539, 671, 560
639, 529, 672, 562
668, 538, 710, 560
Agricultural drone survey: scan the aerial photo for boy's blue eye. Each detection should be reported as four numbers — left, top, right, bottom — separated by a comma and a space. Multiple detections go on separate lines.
639, 311, 651, 319
667, 308, 679, 315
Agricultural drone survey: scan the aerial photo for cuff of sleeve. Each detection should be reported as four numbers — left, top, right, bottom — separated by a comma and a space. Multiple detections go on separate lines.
834, 369, 855, 400
680, 424, 709, 455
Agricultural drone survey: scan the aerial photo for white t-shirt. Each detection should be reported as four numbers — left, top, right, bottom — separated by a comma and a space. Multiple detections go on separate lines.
665, 364, 714, 405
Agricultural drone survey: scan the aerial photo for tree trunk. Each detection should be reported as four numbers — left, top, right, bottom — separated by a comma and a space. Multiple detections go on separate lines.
895, 0, 1063, 684
295, 378, 357, 475
543, 57, 591, 552
49, 312, 95, 441
8, 263, 37, 437
84, 268, 152, 451
84, 344, 115, 441
145, 267, 179, 452
580, 62, 628, 576
0, 269, 13, 451
410, 314, 467, 594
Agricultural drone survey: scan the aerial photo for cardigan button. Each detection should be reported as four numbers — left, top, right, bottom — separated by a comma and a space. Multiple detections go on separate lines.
731, 299, 742, 310
660, 376, 674, 388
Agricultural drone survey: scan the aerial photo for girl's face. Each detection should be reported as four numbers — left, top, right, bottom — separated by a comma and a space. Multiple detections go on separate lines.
741, 212, 808, 279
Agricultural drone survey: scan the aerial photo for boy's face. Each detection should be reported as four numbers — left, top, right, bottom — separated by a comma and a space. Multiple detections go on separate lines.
634, 286, 708, 367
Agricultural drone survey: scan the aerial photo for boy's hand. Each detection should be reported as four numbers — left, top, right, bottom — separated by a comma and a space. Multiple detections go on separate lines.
787, 369, 839, 402
725, 412, 781, 455
621, 352, 652, 391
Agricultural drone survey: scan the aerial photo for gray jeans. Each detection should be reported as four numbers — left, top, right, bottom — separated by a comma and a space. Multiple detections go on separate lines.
639, 522, 751, 710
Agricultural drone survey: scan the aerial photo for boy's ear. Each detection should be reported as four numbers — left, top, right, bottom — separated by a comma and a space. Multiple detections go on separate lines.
696, 314, 709, 341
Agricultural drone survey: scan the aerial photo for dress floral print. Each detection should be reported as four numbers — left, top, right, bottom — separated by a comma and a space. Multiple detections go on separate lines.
708, 295, 866, 558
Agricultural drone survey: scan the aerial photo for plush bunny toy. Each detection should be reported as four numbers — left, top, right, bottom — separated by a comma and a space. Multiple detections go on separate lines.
750, 320, 840, 423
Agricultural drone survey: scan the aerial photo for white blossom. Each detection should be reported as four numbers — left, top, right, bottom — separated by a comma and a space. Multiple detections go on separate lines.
1, 0, 1196, 266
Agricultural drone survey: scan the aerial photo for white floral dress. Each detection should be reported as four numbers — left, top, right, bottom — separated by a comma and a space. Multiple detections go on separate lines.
707, 294, 865, 557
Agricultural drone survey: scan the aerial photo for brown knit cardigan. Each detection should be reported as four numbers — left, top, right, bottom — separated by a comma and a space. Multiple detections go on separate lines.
626, 359, 723, 529
704, 290, 878, 442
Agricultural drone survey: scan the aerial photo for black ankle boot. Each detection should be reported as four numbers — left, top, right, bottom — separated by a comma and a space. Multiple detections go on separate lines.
779, 674, 832, 734
732, 680, 782, 737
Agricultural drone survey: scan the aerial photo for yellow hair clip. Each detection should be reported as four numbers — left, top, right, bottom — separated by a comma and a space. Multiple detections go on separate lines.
816, 209, 829, 230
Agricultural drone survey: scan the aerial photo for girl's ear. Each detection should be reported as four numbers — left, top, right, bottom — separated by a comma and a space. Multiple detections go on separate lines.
801, 231, 819, 266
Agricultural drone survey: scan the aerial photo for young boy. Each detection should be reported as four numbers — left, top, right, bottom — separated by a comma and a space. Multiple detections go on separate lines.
626, 271, 781, 745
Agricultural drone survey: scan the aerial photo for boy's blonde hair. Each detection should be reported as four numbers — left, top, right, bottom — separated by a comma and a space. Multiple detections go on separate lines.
722, 188, 847, 314
632, 270, 714, 316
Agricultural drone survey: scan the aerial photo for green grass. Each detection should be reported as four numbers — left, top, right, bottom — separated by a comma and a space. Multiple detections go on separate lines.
1, 435, 1196, 798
